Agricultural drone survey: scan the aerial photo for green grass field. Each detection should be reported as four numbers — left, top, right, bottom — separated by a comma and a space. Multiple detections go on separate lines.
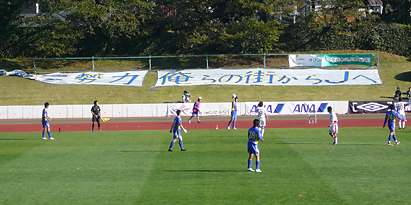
1, 128, 410, 204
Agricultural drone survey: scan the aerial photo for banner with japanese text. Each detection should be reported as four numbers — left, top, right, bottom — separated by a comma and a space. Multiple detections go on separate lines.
289, 54, 373, 67
155, 68, 382, 86
245, 101, 333, 115
30, 71, 148, 86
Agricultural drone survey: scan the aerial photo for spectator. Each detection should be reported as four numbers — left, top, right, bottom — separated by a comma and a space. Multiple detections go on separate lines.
394, 87, 402, 101
403, 87, 411, 101
182, 90, 191, 103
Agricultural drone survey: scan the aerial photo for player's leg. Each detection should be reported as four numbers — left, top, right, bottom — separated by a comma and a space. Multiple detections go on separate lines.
42, 126, 47, 140
260, 120, 266, 136
168, 133, 178, 151
46, 124, 54, 140
387, 124, 395, 145
391, 131, 399, 145
196, 113, 201, 123
92, 116, 95, 131
178, 136, 186, 151
188, 114, 194, 123
247, 143, 254, 171
227, 113, 233, 129
232, 112, 237, 129
334, 123, 338, 145
97, 117, 101, 131
255, 154, 261, 172
402, 114, 406, 129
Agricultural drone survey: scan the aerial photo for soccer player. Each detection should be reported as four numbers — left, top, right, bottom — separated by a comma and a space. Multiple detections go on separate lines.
188, 97, 202, 123
257, 101, 268, 136
91, 100, 101, 132
169, 110, 187, 152
227, 96, 238, 129
41, 102, 54, 140
328, 107, 338, 145
247, 119, 263, 172
383, 104, 406, 146
395, 97, 409, 129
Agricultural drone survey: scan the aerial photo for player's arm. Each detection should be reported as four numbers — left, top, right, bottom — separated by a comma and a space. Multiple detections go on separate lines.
258, 131, 263, 142
395, 112, 406, 121
179, 120, 187, 133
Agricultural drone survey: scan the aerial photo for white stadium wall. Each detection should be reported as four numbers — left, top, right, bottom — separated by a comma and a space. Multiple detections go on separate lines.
0, 101, 349, 120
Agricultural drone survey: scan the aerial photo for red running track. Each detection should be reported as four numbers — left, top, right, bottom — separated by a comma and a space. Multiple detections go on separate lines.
0, 118, 382, 133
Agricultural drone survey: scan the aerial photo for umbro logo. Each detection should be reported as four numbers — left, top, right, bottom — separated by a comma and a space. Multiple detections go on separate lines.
356, 102, 389, 112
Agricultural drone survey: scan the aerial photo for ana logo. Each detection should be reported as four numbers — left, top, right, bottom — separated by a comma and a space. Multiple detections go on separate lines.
356, 102, 388, 112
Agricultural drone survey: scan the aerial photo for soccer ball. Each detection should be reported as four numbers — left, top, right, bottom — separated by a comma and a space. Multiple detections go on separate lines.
232, 94, 237, 99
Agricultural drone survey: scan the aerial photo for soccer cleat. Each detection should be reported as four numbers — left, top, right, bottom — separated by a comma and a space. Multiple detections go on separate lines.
49, 137, 55, 140
396, 141, 400, 145
233, 127, 237, 130
181, 149, 187, 151
99, 129, 101, 132
42, 137, 47, 140
198, 120, 201, 123
168, 149, 173, 152
227, 126, 230, 130
247, 168, 255, 172
256, 169, 262, 173
188, 120, 191, 124
388, 143, 393, 146
92, 130, 95, 132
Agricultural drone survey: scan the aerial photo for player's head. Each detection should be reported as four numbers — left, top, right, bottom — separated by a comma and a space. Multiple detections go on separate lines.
94, 100, 98, 105
397, 87, 400, 91
184, 90, 189, 94
258, 101, 263, 107
44, 102, 49, 108
234, 96, 238, 101
198, 97, 202, 101
176, 110, 181, 116
253, 119, 260, 127
232, 94, 236, 99
390, 104, 395, 110
327, 106, 332, 113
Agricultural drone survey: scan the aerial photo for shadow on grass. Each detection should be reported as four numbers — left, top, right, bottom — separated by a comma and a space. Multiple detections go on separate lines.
394, 71, 411, 82
379, 96, 395, 100
164, 170, 242, 172
0, 60, 24, 71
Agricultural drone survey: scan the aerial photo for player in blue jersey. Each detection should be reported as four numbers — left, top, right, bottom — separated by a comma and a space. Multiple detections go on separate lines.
247, 119, 263, 172
169, 110, 187, 152
227, 96, 238, 129
383, 104, 406, 146
41, 102, 54, 140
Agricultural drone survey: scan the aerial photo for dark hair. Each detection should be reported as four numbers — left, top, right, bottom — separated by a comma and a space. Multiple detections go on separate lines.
390, 104, 395, 110
399, 97, 403, 102
176, 110, 181, 115
327, 106, 332, 112
253, 119, 260, 127
44, 102, 49, 108
94, 100, 98, 105
258, 101, 263, 107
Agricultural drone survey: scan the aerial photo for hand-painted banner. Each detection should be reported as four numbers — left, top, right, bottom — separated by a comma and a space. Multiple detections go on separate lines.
245, 101, 333, 115
31, 71, 148, 86
155, 68, 382, 86
289, 54, 373, 67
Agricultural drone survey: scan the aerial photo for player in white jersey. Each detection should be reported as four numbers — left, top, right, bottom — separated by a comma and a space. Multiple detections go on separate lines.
395, 97, 410, 129
328, 107, 338, 145
256, 102, 269, 136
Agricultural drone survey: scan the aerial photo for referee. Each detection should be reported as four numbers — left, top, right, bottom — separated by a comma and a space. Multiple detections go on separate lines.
91, 100, 101, 131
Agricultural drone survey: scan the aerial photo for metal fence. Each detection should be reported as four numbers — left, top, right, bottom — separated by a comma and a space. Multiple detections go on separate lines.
33, 53, 380, 74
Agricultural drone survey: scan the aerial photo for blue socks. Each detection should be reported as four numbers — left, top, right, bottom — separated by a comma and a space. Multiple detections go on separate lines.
169, 141, 175, 149
393, 135, 397, 141
248, 160, 252, 168
256, 161, 260, 169
233, 121, 236, 128
47, 131, 52, 138
179, 140, 184, 149
42, 131, 46, 138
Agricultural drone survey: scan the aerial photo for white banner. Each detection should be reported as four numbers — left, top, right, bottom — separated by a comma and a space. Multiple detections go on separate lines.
30, 71, 148, 86
289, 55, 322, 67
156, 68, 382, 86
167, 103, 231, 116
245, 101, 333, 115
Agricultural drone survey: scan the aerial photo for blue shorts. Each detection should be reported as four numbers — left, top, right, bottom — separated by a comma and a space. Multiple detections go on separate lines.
42, 121, 50, 129
231, 111, 237, 119
173, 129, 182, 139
388, 123, 395, 132
192, 111, 199, 116
248, 142, 259, 154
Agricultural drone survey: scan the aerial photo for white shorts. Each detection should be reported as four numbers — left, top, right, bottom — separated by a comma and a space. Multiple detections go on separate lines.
329, 123, 338, 134
399, 112, 406, 120
259, 119, 266, 127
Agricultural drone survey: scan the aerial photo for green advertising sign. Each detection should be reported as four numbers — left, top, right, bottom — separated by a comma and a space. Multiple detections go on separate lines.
322, 54, 373, 67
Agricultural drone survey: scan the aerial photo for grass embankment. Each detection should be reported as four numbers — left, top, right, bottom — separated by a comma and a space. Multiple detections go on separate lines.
1, 52, 410, 105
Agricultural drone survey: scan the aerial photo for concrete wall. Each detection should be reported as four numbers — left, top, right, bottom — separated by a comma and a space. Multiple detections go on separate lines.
0, 101, 349, 119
